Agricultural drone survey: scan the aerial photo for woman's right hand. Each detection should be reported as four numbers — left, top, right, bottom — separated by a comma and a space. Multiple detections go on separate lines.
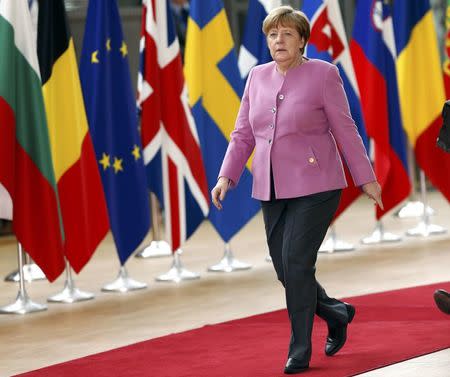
362, 181, 384, 210
211, 177, 230, 210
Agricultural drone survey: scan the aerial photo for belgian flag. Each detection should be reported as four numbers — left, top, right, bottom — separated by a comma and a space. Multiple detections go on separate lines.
37, 0, 109, 273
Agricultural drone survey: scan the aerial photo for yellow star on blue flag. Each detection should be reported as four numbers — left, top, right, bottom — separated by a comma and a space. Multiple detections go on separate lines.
80, 0, 150, 265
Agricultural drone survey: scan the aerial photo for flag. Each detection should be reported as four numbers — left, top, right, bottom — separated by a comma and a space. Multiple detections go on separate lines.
138, 0, 209, 252
0, 0, 64, 281
185, 0, 261, 242
27, 0, 38, 43
37, 0, 110, 273
238, 0, 282, 80
393, 0, 450, 201
80, 0, 150, 265
350, 0, 411, 218
444, 0, 450, 95
303, 0, 370, 219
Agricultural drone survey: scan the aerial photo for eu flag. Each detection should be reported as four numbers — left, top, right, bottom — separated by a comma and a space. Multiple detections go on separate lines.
80, 0, 150, 264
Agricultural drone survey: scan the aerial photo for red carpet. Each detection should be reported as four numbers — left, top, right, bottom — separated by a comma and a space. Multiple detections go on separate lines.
16, 282, 450, 377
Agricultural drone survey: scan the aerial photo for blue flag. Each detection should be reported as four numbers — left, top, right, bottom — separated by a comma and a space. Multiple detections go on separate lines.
185, 0, 260, 242
238, 0, 282, 80
80, 0, 150, 264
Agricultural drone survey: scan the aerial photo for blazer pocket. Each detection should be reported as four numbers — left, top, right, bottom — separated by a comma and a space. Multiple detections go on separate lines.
306, 146, 320, 170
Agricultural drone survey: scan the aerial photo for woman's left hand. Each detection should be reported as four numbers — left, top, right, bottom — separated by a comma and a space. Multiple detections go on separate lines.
362, 181, 384, 210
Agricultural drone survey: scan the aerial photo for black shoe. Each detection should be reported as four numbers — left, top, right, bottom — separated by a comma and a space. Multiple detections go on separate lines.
325, 303, 355, 357
284, 358, 309, 374
434, 289, 450, 315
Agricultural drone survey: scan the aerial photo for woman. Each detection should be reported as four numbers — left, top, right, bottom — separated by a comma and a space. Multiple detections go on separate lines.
211, 6, 383, 375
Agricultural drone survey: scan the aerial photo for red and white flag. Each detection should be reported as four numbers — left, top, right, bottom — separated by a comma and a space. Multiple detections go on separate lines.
137, 0, 209, 252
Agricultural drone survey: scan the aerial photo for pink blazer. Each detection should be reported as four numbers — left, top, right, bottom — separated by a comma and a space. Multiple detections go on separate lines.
219, 59, 375, 201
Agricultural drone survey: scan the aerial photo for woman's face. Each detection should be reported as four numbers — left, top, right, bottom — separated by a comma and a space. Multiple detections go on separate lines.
266, 24, 304, 66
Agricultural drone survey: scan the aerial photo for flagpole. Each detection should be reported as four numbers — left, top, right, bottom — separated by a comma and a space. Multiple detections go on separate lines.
156, 249, 200, 282
208, 242, 252, 272
135, 194, 171, 258
0, 243, 47, 314
406, 170, 447, 237
4, 252, 46, 282
240, 0, 284, 265
102, 265, 147, 292
47, 259, 94, 303
319, 224, 355, 253
394, 144, 434, 218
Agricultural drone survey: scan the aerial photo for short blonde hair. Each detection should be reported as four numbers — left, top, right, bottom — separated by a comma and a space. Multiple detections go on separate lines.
262, 6, 310, 55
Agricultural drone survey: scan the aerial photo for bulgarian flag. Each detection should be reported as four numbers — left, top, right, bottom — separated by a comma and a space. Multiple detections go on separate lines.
0, 0, 65, 281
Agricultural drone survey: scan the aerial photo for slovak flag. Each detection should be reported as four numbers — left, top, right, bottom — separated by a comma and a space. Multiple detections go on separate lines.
138, 0, 209, 252
350, 0, 411, 218
303, 0, 369, 219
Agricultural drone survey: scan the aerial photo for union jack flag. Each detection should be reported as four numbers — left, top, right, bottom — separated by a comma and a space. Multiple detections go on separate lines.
137, 0, 209, 252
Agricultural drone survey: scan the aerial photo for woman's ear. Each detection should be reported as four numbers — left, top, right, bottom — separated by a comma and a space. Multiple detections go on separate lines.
300, 37, 305, 49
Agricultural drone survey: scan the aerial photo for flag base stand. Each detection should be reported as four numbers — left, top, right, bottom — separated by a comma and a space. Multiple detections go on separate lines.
406, 221, 447, 237
4, 263, 46, 282
135, 240, 171, 258
394, 200, 434, 218
156, 250, 200, 282
405, 171, 447, 237
102, 266, 147, 293
47, 284, 94, 303
0, 290, 47, 315
136, 194, 171, 259
208, 243, 252, 273
361, 221, 402, 244
319, 226, 354, 253
48, 261, 94, 303
0, 243, 47, 315
319, 237, 354, 253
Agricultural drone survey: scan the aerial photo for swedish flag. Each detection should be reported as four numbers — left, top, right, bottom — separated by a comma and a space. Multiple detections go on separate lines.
185, 0, 260, 242
79, 0, 150, 264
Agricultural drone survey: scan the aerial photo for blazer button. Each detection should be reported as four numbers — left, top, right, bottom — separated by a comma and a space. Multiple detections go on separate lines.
308, 157, 315, 163
271, 107, 276, 113
268, 139, 272, 144
278, 94, 284, 100
269, 124, 274, 129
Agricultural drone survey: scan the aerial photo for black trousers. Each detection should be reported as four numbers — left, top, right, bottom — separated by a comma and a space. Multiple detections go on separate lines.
261, 188, 350, 363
